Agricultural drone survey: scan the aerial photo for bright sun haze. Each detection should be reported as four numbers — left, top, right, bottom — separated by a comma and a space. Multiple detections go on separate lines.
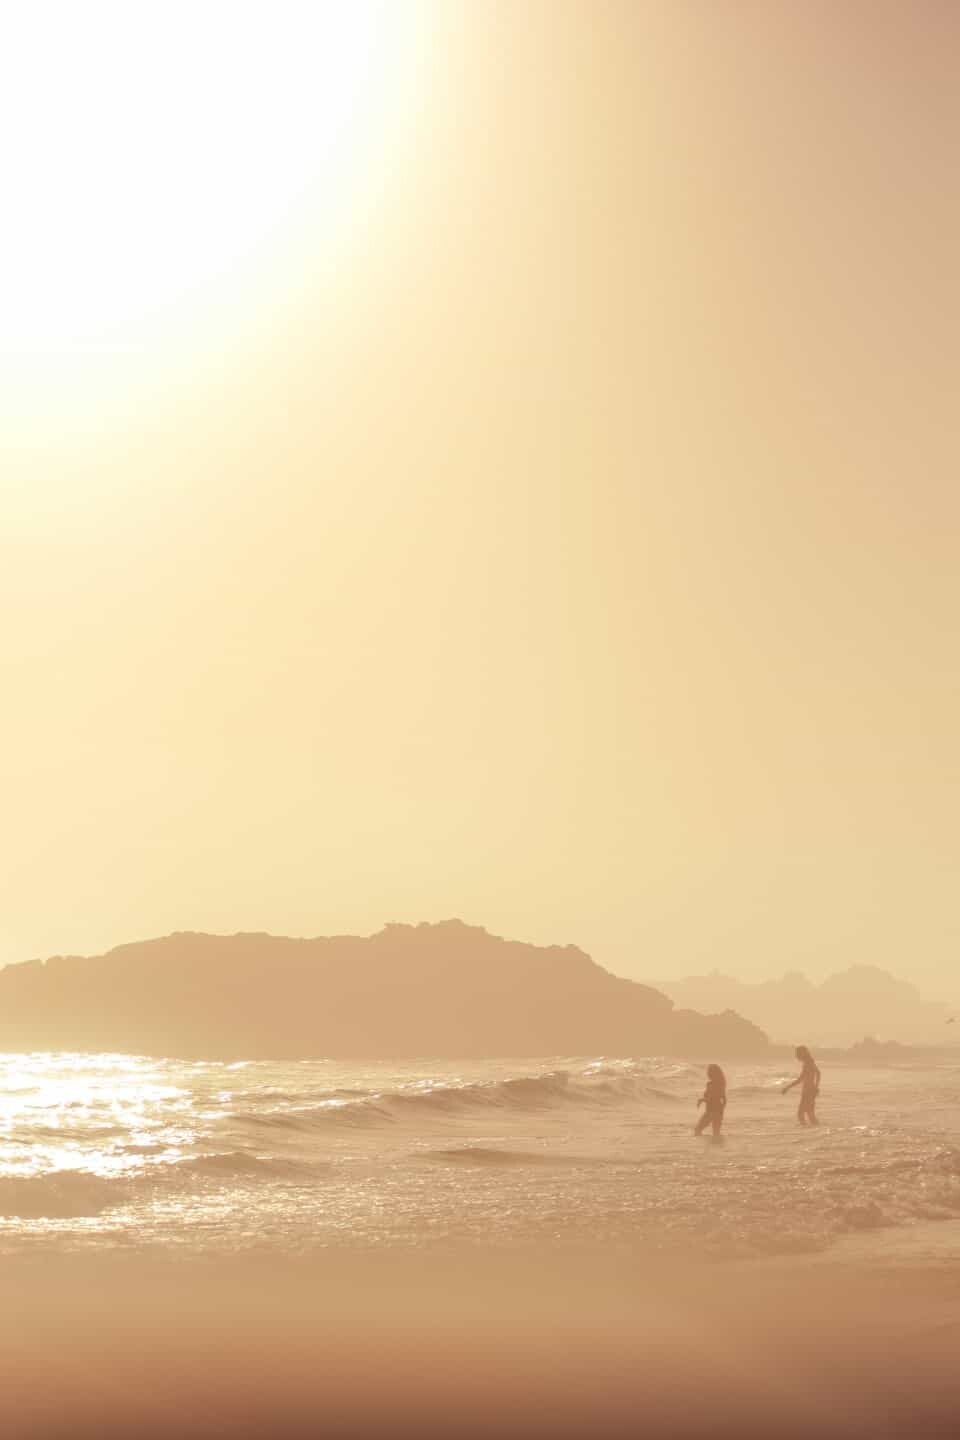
1, 2, 416, 359
1, 0, 958, 1000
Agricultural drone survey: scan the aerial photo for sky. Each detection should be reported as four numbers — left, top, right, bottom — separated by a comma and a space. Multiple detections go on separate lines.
1, 1, 957, 996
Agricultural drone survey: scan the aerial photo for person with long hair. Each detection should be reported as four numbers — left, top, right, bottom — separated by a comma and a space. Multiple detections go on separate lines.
782, 1045, 820, 1125
694, 1063, 727, 1138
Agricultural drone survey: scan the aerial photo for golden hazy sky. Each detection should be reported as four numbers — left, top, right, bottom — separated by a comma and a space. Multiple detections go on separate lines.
2, 1, 957, 992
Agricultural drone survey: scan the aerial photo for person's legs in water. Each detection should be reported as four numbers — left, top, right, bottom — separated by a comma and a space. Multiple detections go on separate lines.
798, 1092, 818, 1126
710, 1109, 723, 1138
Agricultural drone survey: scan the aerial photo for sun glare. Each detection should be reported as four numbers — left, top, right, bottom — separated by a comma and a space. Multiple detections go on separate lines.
0, 2, 418, 362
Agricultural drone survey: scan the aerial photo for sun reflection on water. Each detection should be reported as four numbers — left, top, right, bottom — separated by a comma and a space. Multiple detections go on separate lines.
0, 1052, 195, 1181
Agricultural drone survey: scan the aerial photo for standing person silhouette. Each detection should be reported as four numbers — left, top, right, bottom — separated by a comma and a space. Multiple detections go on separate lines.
694, 1064, 727, 1138
782, 1046, 820, 1126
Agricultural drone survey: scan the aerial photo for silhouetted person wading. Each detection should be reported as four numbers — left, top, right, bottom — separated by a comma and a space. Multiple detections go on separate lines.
694, 1064, 727, 1138
782, 1046, 820, 1126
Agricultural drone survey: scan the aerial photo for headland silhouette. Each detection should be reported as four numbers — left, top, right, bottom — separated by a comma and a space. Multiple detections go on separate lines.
0, 920, 769, 1060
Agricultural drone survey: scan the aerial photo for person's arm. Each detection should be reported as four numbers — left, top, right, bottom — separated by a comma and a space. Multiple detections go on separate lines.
814, 1065, 821, 1092
782, 1073, 800, 1094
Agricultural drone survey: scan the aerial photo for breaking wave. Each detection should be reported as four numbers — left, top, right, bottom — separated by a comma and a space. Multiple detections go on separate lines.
225, 1064, 689, 1134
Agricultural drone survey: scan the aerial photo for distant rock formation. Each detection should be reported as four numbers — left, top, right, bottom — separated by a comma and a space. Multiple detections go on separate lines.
844, 1036, 922, 1065
656, 964, 953, 1047
0, 921, 768, 1060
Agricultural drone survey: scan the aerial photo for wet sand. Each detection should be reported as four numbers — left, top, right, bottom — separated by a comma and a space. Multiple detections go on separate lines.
3, 1226, 958, 1438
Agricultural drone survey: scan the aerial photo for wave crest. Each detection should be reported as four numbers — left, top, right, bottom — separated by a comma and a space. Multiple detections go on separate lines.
225, 1063, 685, 1134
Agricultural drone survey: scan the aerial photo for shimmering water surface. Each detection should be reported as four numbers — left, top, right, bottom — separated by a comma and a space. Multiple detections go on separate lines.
0, 1053, 957, 1256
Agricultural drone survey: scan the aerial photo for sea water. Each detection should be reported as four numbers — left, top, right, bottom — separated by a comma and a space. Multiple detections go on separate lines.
0, 1053, 957, 1256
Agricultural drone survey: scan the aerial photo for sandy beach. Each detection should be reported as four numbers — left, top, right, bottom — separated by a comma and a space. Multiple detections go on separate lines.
2, 1224, 957, 1439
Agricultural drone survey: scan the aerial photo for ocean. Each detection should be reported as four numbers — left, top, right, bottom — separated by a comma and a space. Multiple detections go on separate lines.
2, 1051, 958, 1257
